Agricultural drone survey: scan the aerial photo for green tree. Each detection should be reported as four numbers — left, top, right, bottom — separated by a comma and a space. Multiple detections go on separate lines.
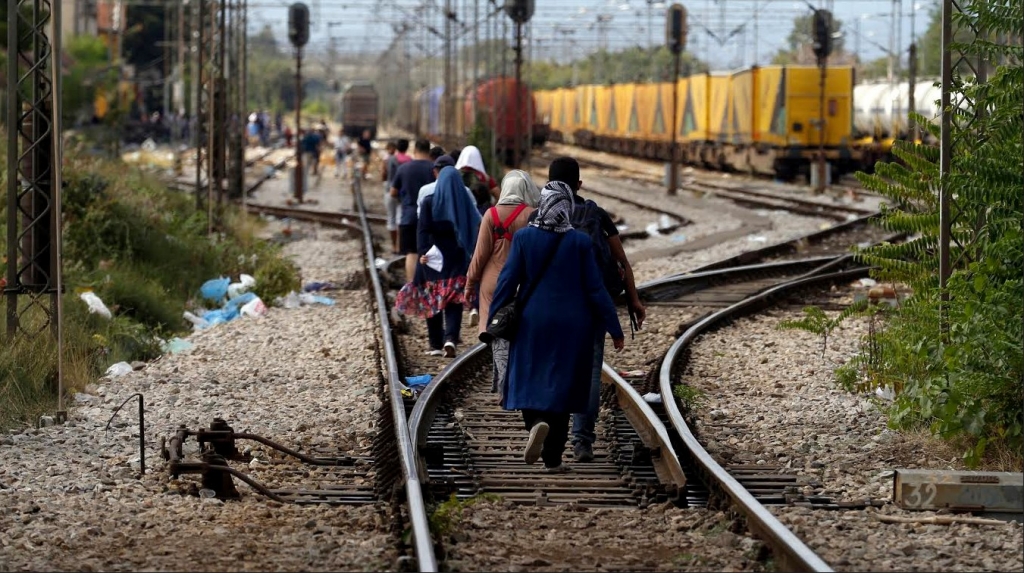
525, 46, 707, 89
912, 2, 976, 78
851, 0, 1022, 466
772, 12, 847, 65
246, 25, 298, 113
63, 35, 120, 126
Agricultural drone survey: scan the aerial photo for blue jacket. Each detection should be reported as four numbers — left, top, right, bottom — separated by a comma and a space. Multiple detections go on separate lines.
491, 227, 623, 412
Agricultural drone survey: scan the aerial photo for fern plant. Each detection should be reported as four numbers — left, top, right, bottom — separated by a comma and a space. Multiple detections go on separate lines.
848, 0, 1023, 467
778, 301, 870, 360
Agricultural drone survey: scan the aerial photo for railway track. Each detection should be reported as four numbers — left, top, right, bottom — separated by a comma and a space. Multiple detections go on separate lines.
648, 264, 880, 572
171, 158, 903, 570
524, 156, 692, 242
385, 232, 904, 570
687, 181, 876, 222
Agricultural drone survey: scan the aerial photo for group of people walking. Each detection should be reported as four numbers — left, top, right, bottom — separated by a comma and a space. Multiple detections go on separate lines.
389, 142, 647, 472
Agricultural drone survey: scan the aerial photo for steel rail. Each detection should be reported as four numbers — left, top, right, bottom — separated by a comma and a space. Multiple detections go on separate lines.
657, 268, 872, 573
352, 175, 437, 572
636, 256, 840, 300
524, 157, 693, 228
674, 213, 880, 275
244, 202, 380, 233
690, 181, 877, 220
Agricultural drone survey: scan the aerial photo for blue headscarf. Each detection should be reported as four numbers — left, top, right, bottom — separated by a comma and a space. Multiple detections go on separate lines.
432, 166, 482, 261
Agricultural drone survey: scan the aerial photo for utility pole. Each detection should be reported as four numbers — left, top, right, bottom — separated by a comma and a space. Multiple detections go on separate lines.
444, 0, 453, 140
471, 0, 479, 124
666, 4, 686, 196
908, 42, 917, 142
194, 0, 208, 214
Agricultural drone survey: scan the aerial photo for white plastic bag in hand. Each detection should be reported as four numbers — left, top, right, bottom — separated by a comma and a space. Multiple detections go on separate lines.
423, 245, 444, 272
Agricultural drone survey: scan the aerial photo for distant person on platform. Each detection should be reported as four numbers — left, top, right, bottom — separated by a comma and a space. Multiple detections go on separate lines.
357, 130, 373, 178
382, 139, 412, 254
391, 139, 436, 281
300, 128, 323, 176
335, 128, 353, 180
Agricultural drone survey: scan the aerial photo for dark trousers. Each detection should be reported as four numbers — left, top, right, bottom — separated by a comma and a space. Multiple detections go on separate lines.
522, 410, 571, 468
426, 303, 463, 349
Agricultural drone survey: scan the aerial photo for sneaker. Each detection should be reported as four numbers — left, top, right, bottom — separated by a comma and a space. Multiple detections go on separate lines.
573, 442, 594, 463
544, 464, 573, 473
424, 349, 443, 356
443, 341, 456, 358
468, 308, 479, 327
524, 422, 549, 465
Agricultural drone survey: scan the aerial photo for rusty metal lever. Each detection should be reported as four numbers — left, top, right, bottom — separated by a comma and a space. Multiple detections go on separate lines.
106, 393, 145, 479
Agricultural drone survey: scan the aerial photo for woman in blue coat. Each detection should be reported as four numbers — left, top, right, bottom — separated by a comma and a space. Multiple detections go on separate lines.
490, 181, 624, 471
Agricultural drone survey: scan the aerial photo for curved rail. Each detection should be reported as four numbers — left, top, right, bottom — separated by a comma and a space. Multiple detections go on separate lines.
657, 269, 871, 573
689, 181, 876, 221
244, 202, 367, 234
637, 256, 840, 301
352, 176, 437, 572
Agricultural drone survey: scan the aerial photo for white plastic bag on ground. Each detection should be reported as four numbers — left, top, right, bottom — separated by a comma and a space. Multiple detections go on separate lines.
240, 296, 267, 318
105, 362, 133, 378
227, 273, 257, 299
80, 291, 112, 319
277, 291, 301, 309
183, 310, 211, 330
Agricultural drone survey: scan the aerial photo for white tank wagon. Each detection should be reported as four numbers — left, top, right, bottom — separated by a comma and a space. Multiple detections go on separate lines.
853, 80, 944, 138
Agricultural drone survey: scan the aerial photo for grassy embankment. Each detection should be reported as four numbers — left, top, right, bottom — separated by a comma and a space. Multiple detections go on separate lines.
0, 136, 300, 430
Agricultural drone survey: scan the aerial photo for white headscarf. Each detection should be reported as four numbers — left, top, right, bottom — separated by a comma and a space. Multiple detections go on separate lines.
530, 181, 575, 233
497, 170, 541, 207
455, 145, 487, 177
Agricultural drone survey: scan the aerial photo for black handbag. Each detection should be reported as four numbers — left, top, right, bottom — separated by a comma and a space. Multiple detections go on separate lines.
480, 234, 565, 344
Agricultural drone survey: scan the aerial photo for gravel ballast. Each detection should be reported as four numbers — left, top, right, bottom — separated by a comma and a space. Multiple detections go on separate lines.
1, 176, 397, 571
675, 290, 1023, 571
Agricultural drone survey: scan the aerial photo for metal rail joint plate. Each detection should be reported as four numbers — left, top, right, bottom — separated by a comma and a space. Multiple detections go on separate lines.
601, 365, 687, 490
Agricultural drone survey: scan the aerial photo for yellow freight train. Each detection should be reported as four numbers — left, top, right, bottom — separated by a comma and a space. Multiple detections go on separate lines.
534, 65, 874, 181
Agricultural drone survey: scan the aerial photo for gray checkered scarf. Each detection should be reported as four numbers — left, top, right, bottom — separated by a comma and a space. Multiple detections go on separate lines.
529, 181, 575, 233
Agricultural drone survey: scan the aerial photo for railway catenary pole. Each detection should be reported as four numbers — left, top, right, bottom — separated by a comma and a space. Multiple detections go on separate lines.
907, 42, 917, 142
208, 0, 226, 228
938, 0, 985, 339
512, 21, 522, 168
4, 0, 62, 367
666, 4, 687, 197
811, 8, 833, 195
444, 0, 452, 142
193, 0, 206, 214
217, 0, 229, 214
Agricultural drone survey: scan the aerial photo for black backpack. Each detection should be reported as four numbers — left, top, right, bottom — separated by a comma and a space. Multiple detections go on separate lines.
571, 199, 625, 298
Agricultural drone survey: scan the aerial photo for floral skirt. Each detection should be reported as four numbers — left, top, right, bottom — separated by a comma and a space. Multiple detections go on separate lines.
395, 276, 477, 319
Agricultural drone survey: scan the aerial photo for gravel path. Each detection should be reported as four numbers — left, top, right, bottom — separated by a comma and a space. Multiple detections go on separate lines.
527, 160, 834, 284
577, 174, 833, 284
675, 284, 1023, 571
0, 177, 398, 571
439, 499, 767, 572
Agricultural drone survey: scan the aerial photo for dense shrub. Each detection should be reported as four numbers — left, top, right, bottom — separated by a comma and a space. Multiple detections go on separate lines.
848, 1, 1022, 465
